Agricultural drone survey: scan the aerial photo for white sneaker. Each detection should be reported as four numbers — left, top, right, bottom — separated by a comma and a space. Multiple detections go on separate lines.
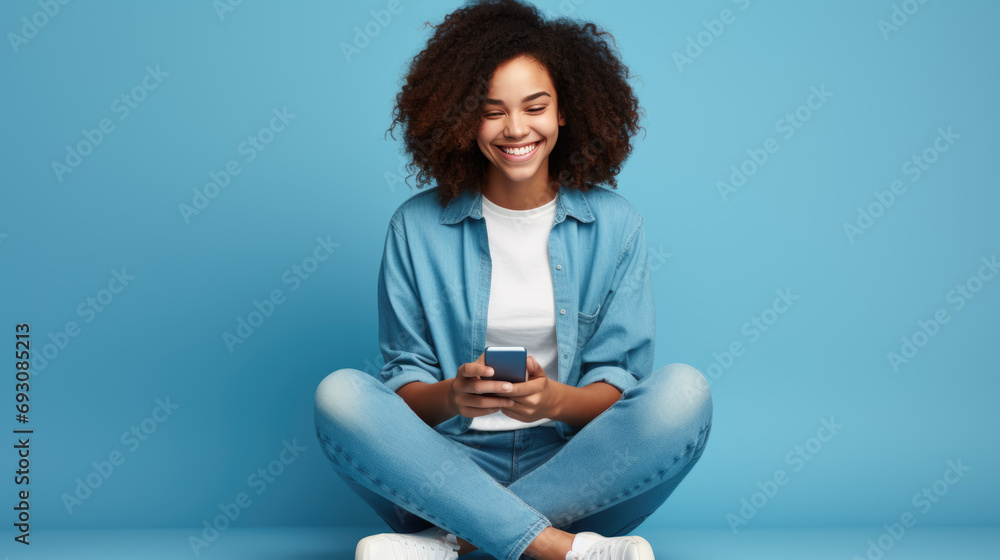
356, 526, 460, 560
564, 531, 655, 560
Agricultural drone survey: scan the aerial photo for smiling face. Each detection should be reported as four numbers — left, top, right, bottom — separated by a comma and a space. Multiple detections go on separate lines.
476, 54, 566, 204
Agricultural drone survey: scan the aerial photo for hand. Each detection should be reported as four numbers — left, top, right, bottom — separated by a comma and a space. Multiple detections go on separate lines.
501, 355, 564, 423
450, 352, 517, 418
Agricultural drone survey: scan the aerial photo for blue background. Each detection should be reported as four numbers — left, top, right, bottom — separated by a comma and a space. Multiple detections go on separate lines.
2, 0, 997, 539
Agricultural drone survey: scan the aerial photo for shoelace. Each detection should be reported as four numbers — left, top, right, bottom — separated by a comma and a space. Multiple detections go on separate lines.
573, 536, 632, 560
393, 533, 457, 560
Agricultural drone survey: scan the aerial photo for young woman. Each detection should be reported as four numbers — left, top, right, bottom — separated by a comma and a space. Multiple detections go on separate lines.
314, 1, 713, 559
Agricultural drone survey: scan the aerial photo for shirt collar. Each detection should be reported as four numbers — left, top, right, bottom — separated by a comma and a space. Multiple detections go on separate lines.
440, 184, 596, 225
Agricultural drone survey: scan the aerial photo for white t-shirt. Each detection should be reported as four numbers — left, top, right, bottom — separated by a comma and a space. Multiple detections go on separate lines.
469, 191, 560, 431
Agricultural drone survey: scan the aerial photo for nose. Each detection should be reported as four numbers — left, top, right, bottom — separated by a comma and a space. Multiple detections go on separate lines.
504, 113, 527, 139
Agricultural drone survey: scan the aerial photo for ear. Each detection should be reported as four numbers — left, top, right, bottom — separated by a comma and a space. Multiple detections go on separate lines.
558, 110, 566, 127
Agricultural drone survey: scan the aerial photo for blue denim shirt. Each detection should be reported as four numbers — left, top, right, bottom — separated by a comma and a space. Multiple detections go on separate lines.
377, 184, 655, 439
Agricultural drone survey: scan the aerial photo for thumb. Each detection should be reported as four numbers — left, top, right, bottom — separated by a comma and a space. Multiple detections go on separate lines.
526, 355, 544, 378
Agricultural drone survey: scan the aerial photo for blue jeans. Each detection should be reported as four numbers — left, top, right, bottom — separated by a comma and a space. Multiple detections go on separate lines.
313, 363, 713, 560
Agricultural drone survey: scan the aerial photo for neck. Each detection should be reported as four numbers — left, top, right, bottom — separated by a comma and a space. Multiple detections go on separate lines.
481, 167, 559, 211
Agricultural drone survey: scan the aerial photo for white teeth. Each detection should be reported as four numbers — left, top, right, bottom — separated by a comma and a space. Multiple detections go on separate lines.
500, 142, 538, 156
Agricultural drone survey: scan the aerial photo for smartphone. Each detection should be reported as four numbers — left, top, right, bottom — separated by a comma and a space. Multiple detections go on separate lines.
484, 346, 527, 384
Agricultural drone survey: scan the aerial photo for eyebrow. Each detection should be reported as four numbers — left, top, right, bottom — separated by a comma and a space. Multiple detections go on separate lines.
483, 91, 552, 106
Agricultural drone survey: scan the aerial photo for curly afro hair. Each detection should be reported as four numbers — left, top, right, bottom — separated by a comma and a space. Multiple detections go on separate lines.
386, 0, 645, 208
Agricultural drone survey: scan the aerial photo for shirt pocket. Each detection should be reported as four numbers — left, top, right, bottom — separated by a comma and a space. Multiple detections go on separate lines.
576, 303, 602, 352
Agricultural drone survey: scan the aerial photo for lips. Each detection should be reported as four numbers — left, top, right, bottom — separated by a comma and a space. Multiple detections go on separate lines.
498, 141, 539, 157
499, 140, 537, 149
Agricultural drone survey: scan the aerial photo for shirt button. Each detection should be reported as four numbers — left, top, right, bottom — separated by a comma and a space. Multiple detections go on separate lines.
556, 264, 562, 270
560, 308, 566, 315
563, 353, 568, 359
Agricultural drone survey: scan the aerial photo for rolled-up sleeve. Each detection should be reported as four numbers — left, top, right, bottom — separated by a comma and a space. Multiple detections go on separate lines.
577, 215, 656, 394
376, 217, 442, 392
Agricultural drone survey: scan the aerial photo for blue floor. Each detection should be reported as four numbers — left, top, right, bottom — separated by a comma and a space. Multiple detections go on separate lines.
9, 526, 999, 559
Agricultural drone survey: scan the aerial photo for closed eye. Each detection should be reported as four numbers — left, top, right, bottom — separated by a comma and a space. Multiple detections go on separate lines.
484, 107, 546, 118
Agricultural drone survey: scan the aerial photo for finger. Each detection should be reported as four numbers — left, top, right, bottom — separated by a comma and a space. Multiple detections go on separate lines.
475, 352, 494, 379
503, 380, 533, 397
507, 379, 541, 398
525, 355, 544, 378
471, 396, 515, 409
471, 379, 513, 395
526, 355, 538, 372
501, 405, 523, 420
459, 361, 493, 379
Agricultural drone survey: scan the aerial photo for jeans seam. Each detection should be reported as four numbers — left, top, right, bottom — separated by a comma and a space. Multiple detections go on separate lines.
511, 430, 519, 482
